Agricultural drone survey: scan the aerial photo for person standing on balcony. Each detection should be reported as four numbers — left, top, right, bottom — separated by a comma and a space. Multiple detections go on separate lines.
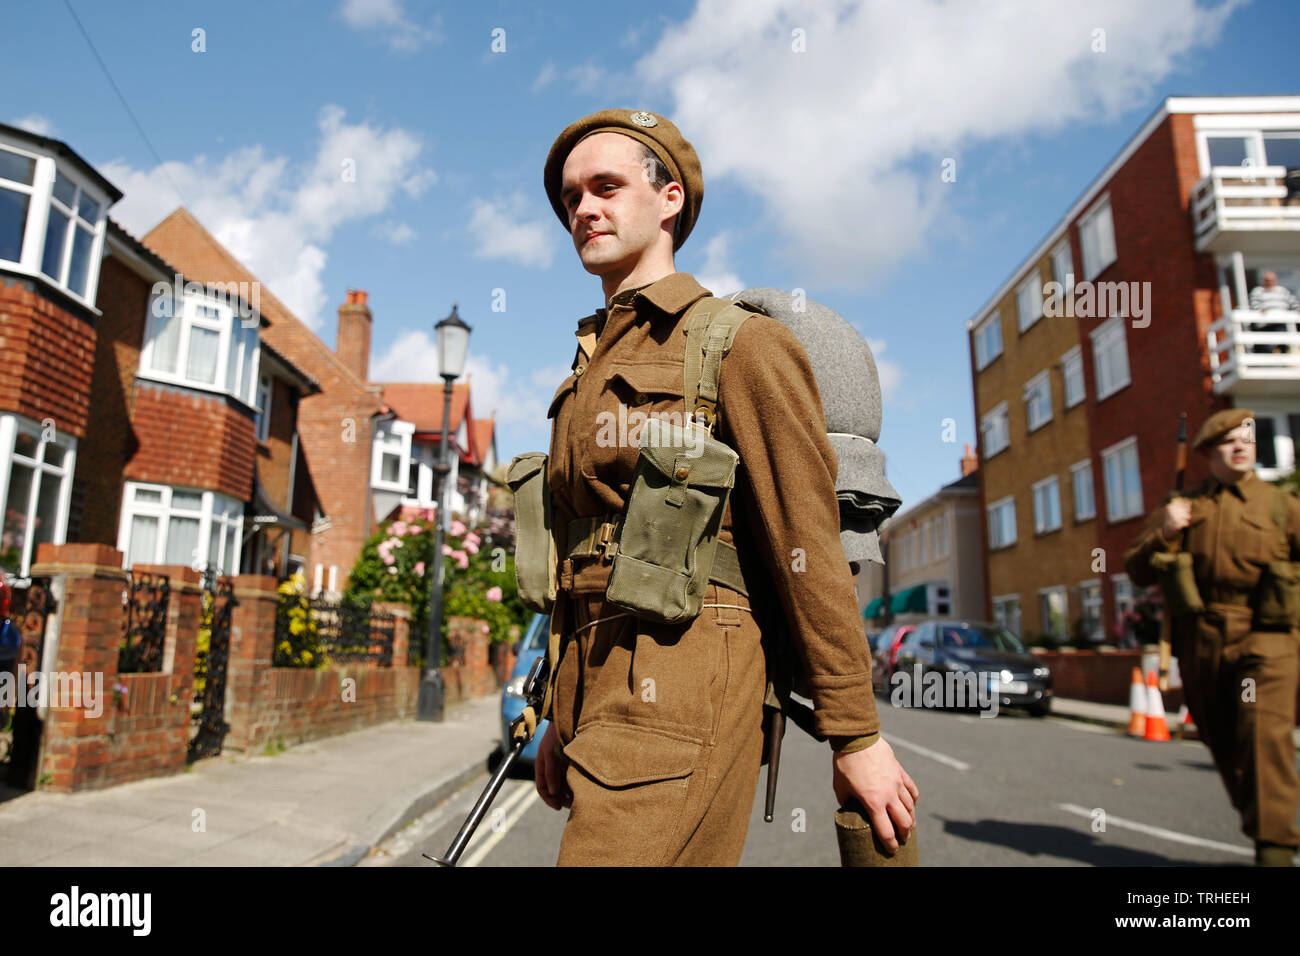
1248, 272, 1299, 354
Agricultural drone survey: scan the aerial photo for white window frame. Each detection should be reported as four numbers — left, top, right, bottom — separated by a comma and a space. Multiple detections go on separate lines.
1069, 459, 1096, 521
1050, 240, 1075, 297
139, 288, 261, 408
987, 494, 1017, 550
0, 132, 110, 307
371, 420, 414, 492
116, 481, 244, 575
1090, 315, 1131, 402
1101, 436, 1144, 523
1061, 344, 1085, 409
1023, 369, 1053, 432
992, 594, 1022, 637
1079, 578, 1104, 643
937, 511, 949, 558
1031, 474, 1062, 534
1038, 585, 1068, 639
980, 401, 1010, 459
1079, 195, 1117, 281
1112, 573, 1135, 640
1016, 271, 1043, 333
0, 413, 77, 577
255, 374, 273, 442
973, 313, 1003, 371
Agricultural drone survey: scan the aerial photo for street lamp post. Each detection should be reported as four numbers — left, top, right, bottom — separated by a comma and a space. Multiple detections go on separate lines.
418, 303, 471, 722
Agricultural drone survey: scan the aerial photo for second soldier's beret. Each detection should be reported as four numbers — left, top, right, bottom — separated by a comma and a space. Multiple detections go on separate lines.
1192, 407, 1255, 451
543, 108, 703, 252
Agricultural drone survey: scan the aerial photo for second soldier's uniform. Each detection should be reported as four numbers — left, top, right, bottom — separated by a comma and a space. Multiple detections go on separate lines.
1123, 409, 1300, 864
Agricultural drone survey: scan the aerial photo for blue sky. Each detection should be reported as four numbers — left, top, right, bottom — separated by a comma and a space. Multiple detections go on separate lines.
4, 0, 1297, 514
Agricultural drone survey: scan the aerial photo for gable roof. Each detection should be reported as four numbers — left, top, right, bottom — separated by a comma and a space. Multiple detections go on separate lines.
379, 381, 470, 436
142, 207, 378, 406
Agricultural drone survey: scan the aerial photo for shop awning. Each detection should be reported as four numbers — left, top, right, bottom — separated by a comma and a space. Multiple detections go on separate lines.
889, 584, 928, 614
863, 597, 883, 619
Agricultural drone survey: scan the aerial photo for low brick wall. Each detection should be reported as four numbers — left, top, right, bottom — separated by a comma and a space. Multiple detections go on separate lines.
241, 665, 422, 747
1032, 647, 1184, 711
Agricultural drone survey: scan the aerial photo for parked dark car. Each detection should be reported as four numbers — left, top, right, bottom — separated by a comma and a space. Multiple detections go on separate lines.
893, 619, 1052, 716
870, 623, 916, 694
499, 612, 550, 768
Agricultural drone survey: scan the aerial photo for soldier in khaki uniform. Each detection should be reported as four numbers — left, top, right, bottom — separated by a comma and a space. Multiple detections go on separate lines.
532, 108, 917, 865
1124, 408, 1300, 866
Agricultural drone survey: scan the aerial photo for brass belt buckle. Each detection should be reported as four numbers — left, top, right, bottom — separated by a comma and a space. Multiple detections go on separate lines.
595, 520, 618, 562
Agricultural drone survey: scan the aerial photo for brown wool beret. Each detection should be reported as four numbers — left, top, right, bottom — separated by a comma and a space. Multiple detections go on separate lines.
544, 108, 703, 252
1192, 407, 1255, 451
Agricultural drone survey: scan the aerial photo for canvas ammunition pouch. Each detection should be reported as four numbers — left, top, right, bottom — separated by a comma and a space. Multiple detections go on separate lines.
506, 452, 557, 614
1254, 485, 1300, 630
1149, 549, 1205, 617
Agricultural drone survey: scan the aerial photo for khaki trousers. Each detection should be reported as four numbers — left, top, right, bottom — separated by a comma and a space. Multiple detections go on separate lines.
549, 582, 767, 866
1178, 603, 1300, 847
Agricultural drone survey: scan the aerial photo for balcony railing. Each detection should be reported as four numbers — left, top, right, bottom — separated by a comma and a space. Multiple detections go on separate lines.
1205, 309, 1300, 395
1191, 165, 1300, 251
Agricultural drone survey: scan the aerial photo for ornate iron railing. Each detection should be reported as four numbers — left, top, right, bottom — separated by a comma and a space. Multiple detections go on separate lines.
119, 572, 170, 674
189, 572, 236, 760
274, 597, 395, 666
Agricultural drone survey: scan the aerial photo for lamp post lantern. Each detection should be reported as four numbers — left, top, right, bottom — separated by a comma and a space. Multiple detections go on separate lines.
418, 303, 471, 722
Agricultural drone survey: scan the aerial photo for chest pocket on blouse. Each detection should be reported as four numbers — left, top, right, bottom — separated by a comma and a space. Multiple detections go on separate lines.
581, 362, 686, 484
1239, 509, 1285, 567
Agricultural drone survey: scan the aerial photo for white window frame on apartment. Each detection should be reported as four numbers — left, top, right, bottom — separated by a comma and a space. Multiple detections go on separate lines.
0, 413, 77, 577
973, 313, 1003, 370
987, 494, 1016, 550
937, 511, 949, 558
992, 594, 1022, 637
140, 288, 260, 408
0, 133, 111, 308
1050, 240, 1075, 296
980, 401, 1010, 458
1061, 345, 1085, 409
1038, 584, 1068, 640
1101, 436, 1144, 523
116, 481, 244, 575
1079, 578, 1104, 643
1078, 195, 1117, 281
1031, 474, 1062, 534
919, 520, 929, 565
1193, 121, 1300, 178
1023, 369, 1053, 432
1070, 459, 1096, 521
254, 374, 273, 443
1112, 573, 1135, 640
1090, 315, 1131, 402
371, 420, 414, 492
1016, 271, 1044, 333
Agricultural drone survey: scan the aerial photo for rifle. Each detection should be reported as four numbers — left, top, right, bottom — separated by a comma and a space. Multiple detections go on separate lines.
424, 654, 549, 866
1157, 413, 1188, 692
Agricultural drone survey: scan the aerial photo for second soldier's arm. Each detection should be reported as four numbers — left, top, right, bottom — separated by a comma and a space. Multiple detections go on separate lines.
1123, 495, 1178, 589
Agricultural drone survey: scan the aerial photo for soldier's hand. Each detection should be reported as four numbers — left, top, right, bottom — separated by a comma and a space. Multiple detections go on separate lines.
831, 738, 918, 854
1162, 497, 1192, 540
534, 723, 572, 811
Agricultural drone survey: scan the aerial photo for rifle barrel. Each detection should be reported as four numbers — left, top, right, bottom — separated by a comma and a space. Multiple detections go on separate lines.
426, 737, 527, 866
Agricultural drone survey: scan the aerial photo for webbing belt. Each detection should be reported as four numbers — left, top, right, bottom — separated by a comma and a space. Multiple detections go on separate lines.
563, 513, 750, 597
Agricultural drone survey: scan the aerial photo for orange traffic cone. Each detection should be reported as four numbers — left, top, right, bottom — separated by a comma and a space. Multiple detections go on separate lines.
1176, 704, 1195, 740
1126, 667, 1147, 737
1143, 670, 1170, 742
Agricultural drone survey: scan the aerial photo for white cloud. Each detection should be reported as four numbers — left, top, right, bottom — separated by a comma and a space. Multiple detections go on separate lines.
11, 114, 55, 137
466, 193, 555, 268
533, 62, 557, 93
693, 231, 745, 297
637, 0, 1238, 287
338, 0, 441, 52
370, 332, 551, 428
101, 105, 433, 330
864, 336, 903, 406
372, 220, 418, 245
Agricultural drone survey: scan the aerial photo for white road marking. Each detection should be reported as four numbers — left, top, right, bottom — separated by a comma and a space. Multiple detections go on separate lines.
886, 734, 970, 772
1046, 718, 1113, 735
461, 782, 541, 868
1057, 803, 1254, 857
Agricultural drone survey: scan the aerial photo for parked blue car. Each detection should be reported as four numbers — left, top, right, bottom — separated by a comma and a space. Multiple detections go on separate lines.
499, 612, 550, 767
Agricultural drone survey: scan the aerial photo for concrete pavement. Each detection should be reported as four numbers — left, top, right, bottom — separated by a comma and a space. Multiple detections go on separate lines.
0, 694, 502, 866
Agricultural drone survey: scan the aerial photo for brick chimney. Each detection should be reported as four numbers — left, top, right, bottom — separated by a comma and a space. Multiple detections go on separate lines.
960, 443, 978, 477
337, 289, 372, 383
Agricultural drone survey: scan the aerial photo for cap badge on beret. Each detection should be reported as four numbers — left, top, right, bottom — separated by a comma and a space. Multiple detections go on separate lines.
629, 111, 658, 128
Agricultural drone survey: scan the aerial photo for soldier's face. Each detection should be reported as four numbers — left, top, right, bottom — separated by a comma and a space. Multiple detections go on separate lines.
560, 133, 679, 276
1206, 424, 1256, 481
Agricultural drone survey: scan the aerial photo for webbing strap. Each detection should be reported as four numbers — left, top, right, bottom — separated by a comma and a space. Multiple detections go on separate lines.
1272, 484, 1288, 553
563, 514, 750, 597
682, 297, 753, 430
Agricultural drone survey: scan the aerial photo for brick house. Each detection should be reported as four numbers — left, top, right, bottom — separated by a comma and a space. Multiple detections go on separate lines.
143, 209, 385, 594
966, 95, 1300, 644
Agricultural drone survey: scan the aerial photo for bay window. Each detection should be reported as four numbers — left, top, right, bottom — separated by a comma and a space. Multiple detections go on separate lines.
117, 482, 244, 575
141, 288, 260, 407
0, 414, 76, 576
